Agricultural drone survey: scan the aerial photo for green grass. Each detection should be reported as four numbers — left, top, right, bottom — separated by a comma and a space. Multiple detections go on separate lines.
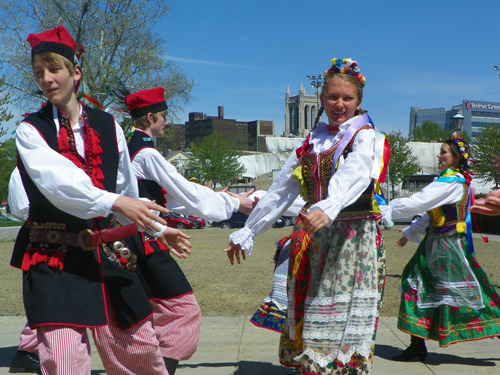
0, 220, 23, 228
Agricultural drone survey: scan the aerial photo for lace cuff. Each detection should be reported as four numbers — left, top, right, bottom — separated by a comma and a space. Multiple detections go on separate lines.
379, 205, 392, 226
402, 226, 421, 243
229, 226, 255, 255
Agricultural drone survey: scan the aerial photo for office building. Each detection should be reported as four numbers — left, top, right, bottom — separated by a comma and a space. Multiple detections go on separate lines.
409, 100, 500, 139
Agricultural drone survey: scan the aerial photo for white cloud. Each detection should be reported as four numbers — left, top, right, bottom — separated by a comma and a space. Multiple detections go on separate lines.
163, 55, 258, 69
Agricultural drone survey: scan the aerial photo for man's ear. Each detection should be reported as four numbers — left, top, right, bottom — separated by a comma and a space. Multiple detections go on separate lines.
73, 65, 82, 81
147, 112, 155, 125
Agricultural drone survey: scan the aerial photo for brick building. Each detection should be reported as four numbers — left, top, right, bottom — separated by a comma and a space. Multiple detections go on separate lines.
169, 106, 274, 152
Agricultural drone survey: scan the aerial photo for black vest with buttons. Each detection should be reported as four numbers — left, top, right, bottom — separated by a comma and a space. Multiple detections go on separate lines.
16, 102, 152, 330
127, 129, 193, 299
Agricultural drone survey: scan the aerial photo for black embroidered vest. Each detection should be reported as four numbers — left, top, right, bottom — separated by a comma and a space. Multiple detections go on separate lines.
18, 102, 119, 232
127, 130, 165, 206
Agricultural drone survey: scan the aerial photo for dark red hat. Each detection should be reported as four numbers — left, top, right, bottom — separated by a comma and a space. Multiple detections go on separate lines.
27, 25, 83, 64
124, 87, 168, 119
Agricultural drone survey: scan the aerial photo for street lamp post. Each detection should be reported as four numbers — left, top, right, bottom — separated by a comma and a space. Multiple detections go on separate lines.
307, 74, 324, 116
452, 113, 464, 131
494, 65, 499, 79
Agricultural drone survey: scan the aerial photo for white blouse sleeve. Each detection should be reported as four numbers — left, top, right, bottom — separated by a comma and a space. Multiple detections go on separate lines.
388, 179, 465, 243
310, 127, 375, 223
8, 168, 29, 220
401, 213, 430, 243
388, 180, 464, 218
16, 121, 120, 219
229, 151, 302, 255
132, 147, 240, 221
247, 190, 306, 216
115, 121, 140, 200
104, 124, 167, 235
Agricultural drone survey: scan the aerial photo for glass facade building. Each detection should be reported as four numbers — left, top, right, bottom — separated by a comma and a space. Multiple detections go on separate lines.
409, 100, 500, 141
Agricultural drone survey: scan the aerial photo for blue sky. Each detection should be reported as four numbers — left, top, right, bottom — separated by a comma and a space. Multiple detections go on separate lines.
2, 0, 499, 141
158, 0, 500, 137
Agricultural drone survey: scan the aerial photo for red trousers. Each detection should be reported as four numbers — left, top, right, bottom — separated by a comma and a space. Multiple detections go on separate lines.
151, 293, 202, 360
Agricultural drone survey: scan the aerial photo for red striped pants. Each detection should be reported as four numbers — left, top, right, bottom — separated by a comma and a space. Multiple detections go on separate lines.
18, 323, 38, 352
37, 317, 168, 375
151, 293, 202, 361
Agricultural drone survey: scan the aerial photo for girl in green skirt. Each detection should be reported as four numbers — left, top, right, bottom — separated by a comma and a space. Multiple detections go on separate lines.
382, 133, 500, 362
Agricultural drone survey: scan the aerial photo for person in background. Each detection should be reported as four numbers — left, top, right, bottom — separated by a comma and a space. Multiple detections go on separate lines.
242, 190, 305, 334
382, 133, 500, 362
124, 87, 255, 374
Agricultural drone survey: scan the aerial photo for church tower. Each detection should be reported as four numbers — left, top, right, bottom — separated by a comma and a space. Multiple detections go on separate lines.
284, 83, 320, 137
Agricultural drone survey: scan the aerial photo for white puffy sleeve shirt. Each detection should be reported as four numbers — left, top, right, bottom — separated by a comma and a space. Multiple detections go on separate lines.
248, 190, 306, 217
230, 116, 376, 255
385, 177, 465, 243
131, 144, 240, 221
8, 168, 29, 220
16, 104, 140, 225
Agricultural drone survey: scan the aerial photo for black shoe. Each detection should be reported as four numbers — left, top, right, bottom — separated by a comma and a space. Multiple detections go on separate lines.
392, 344, 427, 362
164, 357, 179, 375
9, 350, 41, 373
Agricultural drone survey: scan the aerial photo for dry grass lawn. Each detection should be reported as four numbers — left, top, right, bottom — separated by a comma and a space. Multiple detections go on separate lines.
1, 226, 498, 317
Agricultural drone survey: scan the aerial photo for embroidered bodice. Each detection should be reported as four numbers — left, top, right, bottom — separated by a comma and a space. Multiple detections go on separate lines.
428, 183, 469, 237
300, 125, 380, 221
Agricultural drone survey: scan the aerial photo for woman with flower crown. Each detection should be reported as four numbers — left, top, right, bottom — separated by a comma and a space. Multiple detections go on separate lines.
224, 58, 388, 375
382, 134, 500, 362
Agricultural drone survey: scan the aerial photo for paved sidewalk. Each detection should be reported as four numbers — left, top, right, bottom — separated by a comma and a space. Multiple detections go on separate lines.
0, 315, 498, 375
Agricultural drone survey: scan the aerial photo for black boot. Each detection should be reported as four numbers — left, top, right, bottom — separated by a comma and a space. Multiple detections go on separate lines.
164, 357, 179, 375
392, 335, 427, 362
9, 350, 41, 373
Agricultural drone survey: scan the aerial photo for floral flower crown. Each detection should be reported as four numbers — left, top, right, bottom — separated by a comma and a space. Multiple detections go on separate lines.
324, 58, 366, 87
450, 132, 469, 161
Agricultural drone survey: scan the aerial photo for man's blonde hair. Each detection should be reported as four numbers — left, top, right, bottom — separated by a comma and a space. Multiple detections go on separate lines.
32, 52, 76, 75
132, 110, 169, 130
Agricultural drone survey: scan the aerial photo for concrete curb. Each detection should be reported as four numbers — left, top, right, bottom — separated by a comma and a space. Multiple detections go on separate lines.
0, 226, 21, 242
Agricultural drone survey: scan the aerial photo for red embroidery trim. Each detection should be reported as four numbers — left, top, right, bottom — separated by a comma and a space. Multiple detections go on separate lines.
25, 106, 106, 271
161, 187, 167, 207
295, 134, 312, 159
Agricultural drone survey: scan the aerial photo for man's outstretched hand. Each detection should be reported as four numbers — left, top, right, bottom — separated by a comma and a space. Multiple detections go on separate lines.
157, 227, 192, 259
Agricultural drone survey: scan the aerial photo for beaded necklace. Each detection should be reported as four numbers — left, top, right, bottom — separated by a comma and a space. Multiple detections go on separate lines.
57, 107, 105, 189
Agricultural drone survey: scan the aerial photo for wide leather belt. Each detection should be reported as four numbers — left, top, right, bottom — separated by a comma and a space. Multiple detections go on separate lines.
30, 224, 138, 251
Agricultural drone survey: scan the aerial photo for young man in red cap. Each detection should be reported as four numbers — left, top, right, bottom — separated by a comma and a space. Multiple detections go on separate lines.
124, 87, 255, 374
16, 25, 187, 374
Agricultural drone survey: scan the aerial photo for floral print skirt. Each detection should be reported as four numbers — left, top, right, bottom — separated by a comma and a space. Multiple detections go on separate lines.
250, 301, 287, 333
279, 219, 386, 375
397, 233, 500, 346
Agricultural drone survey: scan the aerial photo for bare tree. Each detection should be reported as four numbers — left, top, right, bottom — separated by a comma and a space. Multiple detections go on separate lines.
0, 0, 193, 121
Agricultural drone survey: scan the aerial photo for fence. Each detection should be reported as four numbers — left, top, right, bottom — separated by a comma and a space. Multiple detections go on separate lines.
389, 182, 428, 199
227, 185, 256, 194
